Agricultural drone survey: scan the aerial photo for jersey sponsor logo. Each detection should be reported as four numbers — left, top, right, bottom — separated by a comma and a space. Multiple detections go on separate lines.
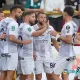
66, 25, 70, 33
27, 27, 32, 32
11, 26, 15, 31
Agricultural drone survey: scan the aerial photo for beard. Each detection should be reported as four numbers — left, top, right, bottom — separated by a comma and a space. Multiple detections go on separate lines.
38, 21, 43, 25
15, 15, 21, 20
29, 21, 35, 26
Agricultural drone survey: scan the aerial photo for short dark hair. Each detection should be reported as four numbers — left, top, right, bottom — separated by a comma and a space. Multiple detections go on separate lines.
64, 7, 74, 16
10, 5, 24, 13
37, 12, 45, 18
22, 11, 35, 18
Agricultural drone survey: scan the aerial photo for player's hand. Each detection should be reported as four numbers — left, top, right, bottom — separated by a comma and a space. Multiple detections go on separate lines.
1, 33, 6, 39
42, 20, 49, 29
33, 52, 37, 61
23, 40, 32, 44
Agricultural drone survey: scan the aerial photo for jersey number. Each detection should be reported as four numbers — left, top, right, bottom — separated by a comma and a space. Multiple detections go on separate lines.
50, 63, 56, 68
18, 35, 23, 48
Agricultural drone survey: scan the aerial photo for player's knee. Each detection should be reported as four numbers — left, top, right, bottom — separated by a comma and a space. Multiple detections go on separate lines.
74, 76, 78, 80
36, 74, 42, 80
46, 73, 52, 80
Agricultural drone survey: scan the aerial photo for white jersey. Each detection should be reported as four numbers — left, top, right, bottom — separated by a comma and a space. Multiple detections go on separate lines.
59, 21, 77, 57
33, 24, 54, 58
0, 17, 18, 54
18, 23, 35, 58
0, 22, 2, 55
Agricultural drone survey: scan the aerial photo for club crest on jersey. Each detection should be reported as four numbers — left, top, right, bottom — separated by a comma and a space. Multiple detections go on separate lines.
28, 27, 32, 32
11, 26, 15, 31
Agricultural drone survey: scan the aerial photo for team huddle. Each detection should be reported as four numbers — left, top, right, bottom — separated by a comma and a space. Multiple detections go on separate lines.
0, 5, 80, 80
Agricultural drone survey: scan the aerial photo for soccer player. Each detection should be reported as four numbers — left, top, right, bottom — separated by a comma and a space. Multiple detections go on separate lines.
0, 5, 32, 80
73, 34, 80, 80
0, 10, 5, 80
33, 12, 59, 80
51, 6, 78, 80
17, 11, 49, 80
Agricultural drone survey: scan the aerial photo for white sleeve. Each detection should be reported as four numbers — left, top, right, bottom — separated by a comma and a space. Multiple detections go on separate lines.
8, 22, 19, 36
65, 24, 74, 35
60, 0, 65, 12
24, 25, 35, 36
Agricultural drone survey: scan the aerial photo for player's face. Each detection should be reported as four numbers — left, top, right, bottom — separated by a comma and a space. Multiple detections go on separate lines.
29, 13, 36, 25
37, 14, 47, 25
15, 8, 22, 19
63, 12, 68, 21
0, 13, 4, 21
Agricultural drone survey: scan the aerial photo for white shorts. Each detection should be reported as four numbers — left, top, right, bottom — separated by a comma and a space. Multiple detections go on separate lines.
35, 58, 54, 74
0, 56, 2, 75
0, 57, 2, 71
75, 64, 80, 79
53, 56, 75, 75
1, 53, 18, 71
17, 57, 34, 75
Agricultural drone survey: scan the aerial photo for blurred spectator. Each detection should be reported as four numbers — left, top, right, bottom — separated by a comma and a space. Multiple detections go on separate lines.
41, 0, 65, 32
0, 10, 4, 21
0, 0, 6, 9
14, 0, 26, 6
25, 0, 43, 13
65, 0, 80, 31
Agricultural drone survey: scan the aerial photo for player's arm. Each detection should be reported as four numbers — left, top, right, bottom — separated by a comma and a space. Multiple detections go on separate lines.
51, 25, 73, 44
32, 22, 48, 37
58, 35, 73, 44
8, 22, 31, 44
76, 33, 80, 41
50, 28, 59, 51
51, 38, 59, 52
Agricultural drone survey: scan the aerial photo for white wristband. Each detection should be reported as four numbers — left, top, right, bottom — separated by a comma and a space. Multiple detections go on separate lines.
56, 34, 60, 41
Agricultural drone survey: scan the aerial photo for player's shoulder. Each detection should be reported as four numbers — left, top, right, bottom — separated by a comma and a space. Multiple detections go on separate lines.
10, 20, 18, 26
21, 23, 33, 31
47, 25, 54, 32
64, 21, 74, 29
33, 24, 39, 30
65, 21, 72, 26
49, 25, 54, 30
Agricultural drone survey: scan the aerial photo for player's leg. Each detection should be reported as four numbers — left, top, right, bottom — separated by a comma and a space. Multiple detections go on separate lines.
0, 58, 2, 80
6, 53, 18, 80
0, 71, 7, 80
36, 74, 42, 80
6, 70, 15, 80
62, 59, 75, 80
61, 73, 69, 80
74, 76, 78, 80
35, 59, 43, 80
74, 64, 80, 80
17, 59, 26, 80
46, 73, 53, 80
1, 56, 7, 80
44, 59, 55, 80
52, 56, 69, 80
20, 74, 26, 80
20, 58, 34, 80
